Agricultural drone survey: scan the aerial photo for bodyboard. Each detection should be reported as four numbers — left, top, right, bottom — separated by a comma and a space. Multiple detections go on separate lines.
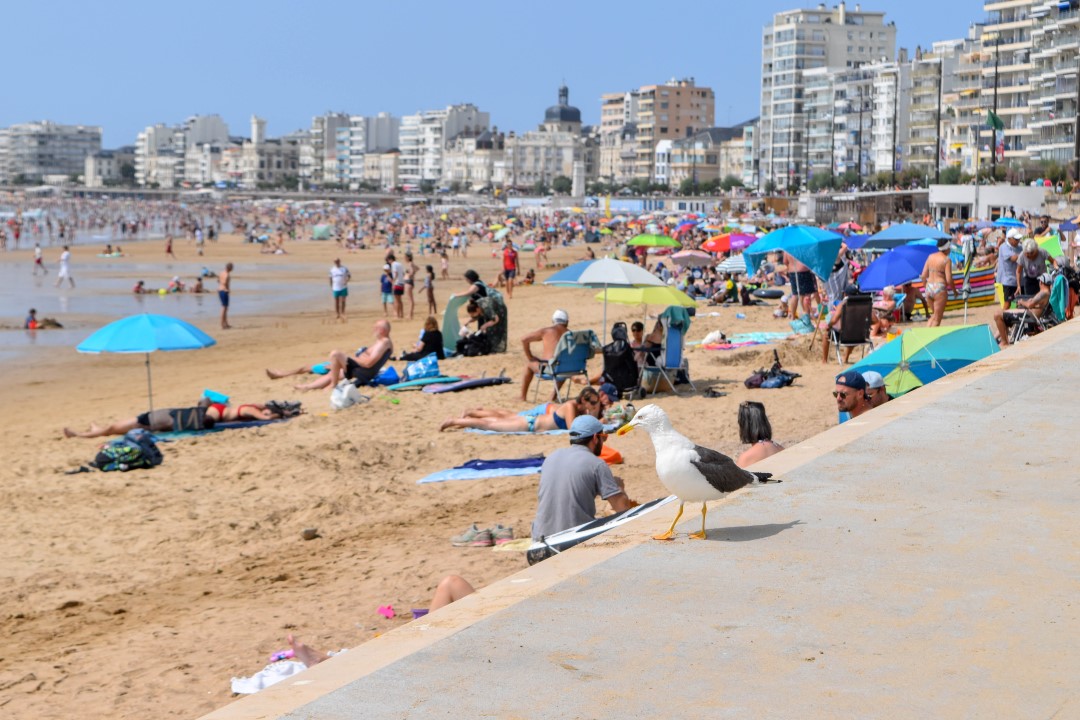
387, 376, 462, 391
528, 495, 678, 554
422, 376, 512, 394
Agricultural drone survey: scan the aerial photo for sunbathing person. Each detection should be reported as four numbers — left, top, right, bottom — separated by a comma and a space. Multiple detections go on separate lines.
63, 401, 295, 438
284, 575, 476, 667
440, 387, 603, 433
269, 320, 393, 392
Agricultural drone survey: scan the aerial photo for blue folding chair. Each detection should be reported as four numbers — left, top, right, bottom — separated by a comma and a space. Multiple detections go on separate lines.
641, 316, 696, 396
533, 330, 601, 402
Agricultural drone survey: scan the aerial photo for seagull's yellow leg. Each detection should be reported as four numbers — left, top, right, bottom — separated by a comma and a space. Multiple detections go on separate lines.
689, 503, 708, 540
652, 502, 684, 540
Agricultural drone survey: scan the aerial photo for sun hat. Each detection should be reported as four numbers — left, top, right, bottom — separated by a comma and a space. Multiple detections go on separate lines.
569, 415, 605, 440
552, 309, 569, 325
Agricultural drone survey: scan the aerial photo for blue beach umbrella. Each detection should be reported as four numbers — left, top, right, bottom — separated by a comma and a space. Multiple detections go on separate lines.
863, 222, 950, 250
992, 217, 1025, 228
844, 233, 870, 249
1059, 220, 1080, 232
743, 225, 844, 280
77, 313, 217, 411
857, 245, 937, 291
909, 238, 964, 264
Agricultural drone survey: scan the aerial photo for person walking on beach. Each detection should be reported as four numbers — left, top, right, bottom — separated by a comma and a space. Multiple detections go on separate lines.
388, 253, 405, 319
165, 234, 176, 259
55, 245, 75, 288
195, 226, 205, 256
404, 252, 419, 320
501, 238, 520, 299
424, 264, 438, 315
33, 242, 46, 275
440, 250, 450, 280
330, 258, 351, 321
218, 262, 233, 329
379, 264, 393, 317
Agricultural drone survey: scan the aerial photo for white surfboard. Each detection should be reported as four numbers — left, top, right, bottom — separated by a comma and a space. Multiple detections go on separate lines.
528, 495, 678, 555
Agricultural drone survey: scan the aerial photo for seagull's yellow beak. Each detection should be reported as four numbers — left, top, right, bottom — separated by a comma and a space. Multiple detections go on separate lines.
616, 422, 635, 436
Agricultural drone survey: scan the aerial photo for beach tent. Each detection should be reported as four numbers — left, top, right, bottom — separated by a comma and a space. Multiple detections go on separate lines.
77, 314, 216, 411
312, 224, 332, 240
846, 324, 998, 397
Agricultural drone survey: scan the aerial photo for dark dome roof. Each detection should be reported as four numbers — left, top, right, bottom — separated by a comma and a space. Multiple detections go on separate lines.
545, 85, 581, 124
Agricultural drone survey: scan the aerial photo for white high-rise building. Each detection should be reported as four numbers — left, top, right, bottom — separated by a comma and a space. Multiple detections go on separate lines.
135, 115, 228, 187
6, 121, 102, 182
345, 112, 400, 185
399, 104, 489, 185
759, 2, 896, 190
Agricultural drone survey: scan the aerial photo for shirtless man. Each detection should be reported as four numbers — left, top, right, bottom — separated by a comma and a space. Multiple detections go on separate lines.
218, 262, 233, 329
784, 251, 816, 319
519, 309, 570, 401
292, 319, 394, 392
920, 239, 953, 327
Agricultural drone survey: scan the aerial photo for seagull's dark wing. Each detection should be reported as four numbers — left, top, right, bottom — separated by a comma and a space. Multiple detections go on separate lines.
689, 444, 768, 493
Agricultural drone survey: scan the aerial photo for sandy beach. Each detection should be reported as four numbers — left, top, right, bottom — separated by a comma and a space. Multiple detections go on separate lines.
0, 232, 998, 718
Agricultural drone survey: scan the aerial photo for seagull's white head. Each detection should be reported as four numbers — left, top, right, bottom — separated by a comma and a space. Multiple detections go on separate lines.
616, 404, 672, 437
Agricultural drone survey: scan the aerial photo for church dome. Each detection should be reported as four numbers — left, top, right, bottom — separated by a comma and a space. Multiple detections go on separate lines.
545, 85, 581, 124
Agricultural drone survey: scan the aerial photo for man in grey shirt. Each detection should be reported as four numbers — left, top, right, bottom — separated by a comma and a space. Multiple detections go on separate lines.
529, 415, 636, 563
996, 229, 1023, 309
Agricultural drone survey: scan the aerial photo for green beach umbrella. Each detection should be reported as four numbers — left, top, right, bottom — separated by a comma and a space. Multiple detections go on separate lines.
846, 324, 998, 397
628, 233, 680, 248
1036, 234, 1064, 259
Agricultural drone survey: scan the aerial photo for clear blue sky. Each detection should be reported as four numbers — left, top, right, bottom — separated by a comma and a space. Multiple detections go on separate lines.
9, 1, 980, 147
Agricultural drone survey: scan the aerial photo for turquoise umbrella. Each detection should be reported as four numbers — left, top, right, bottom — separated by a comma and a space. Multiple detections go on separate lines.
743, 225, 843, 280
77, 313, 217, 411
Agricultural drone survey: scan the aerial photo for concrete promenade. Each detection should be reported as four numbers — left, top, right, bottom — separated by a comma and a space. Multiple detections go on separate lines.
203, 321, 1080, 719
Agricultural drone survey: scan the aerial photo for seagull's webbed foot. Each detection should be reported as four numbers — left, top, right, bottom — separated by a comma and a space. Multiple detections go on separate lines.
652, 502, 684, 541
689, 503, 708, 540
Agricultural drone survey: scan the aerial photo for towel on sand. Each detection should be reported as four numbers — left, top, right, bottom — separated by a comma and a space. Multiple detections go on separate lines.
417, 455, 545, 484
231, 660, 308, 694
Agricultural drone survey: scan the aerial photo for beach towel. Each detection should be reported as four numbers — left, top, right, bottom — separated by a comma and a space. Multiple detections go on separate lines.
465, 427, 568, 436
417, 455, 545, 484
704, 341, 765, 351
159, 419, 287, 438
231, 661, 309, 694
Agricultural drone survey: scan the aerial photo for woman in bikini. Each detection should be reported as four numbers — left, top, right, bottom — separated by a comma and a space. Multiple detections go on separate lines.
920, 238, 954, 327
439, 388, 602, 433
403, 252, 419, 320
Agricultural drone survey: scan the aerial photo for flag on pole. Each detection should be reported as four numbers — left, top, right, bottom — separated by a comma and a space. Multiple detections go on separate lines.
986, 110, 1005, 131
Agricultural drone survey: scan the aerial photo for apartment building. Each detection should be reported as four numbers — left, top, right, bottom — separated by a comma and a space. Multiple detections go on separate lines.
6, 121, 102, 182
344, 113, 400, 185
632, 78, 714, 181
759, 2, 896, 190
1027, 1, 1078, 166
501, 86, 597, 189
980, 0, 1035, 166
598, 91, 639, 183
399, 104, 489, 185
84, 146, 136, 187
667, 122, 755, 187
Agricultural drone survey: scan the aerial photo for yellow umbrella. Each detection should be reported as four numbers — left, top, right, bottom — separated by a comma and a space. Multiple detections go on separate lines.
440, 213, 448, 220
448, 227, 462, 235
571, 207, 584, 213
489, 224, 504, 230
594, 286, 697, 308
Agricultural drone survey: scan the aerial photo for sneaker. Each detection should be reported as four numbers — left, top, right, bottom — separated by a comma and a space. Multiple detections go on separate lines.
451, 523, 494, 547
491, 524, 515, 545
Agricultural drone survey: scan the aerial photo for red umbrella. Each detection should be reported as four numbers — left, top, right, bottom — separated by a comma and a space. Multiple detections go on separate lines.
701, 234, 731, 253
839, 221, 863, 232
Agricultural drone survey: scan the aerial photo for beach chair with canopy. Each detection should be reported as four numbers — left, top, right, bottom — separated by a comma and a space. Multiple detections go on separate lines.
533, 329, 601, 402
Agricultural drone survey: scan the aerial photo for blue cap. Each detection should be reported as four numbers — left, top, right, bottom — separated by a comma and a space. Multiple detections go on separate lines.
569, 415, 605, 439
598, 383, 619, 402
835, 369, 867, 391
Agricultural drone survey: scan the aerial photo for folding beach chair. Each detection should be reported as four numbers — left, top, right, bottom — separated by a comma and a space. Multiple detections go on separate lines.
533, 329, 601, 402
599, 322, 641, 398
641, 314, 696, 396
832, 294, 874, 364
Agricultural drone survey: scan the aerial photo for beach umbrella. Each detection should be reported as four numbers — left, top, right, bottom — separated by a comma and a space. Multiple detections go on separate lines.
599, 227, 614, 235
1036, 234, 1065, 259
856, 244, 938, 292
594, 286, 696, 308
670, 249, 714, 268
1059, 220, 1079, 232
628, 233, 680, 248
743, 225, 844, 280
418, 231, 433, 238
544, 258, 664, 334
448, 227, 461, 235
702, 233, 756, 253
489, 224, 504, 230
909, 238, 965, 264
992, 217, 1025, 228
846, 324, 998, 397
863, 222, 949, 250
77, 314, 217, 412
844, 233, 870, 249
717, 254, 748, 274
493, 227, 511, 241
839, 221, 863, 232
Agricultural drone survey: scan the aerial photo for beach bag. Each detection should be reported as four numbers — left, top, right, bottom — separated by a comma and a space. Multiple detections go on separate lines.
789, 314, 814, 334
330, 380, 364, 410
744, 371, 766, 389
92, 429, 163, 472
404, 353, 440, 381
373, 365, 400, 386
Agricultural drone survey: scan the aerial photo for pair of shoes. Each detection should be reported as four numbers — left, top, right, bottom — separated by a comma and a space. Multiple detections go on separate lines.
451, 523, 494, 547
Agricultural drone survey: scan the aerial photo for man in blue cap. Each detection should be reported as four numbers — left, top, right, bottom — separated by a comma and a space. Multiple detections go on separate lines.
528, 414, 637, 564
834, 369, 871, 423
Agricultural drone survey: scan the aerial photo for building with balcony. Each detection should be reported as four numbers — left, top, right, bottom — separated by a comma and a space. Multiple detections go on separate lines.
499, 86, 598, 190
84, 146, 136, 187
759, 2, 896, 191
980, 0, 1035, 166
1026, 0, 1080, 166
399, 104, 489, 185
443, 130, 505, 190
631, 78, 714, 182
6, 121, 102, 182
598, 91, 640, 184
667, 122, 756, 188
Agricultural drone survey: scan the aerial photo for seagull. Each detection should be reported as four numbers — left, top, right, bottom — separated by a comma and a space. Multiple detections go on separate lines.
617, 404, 776, 540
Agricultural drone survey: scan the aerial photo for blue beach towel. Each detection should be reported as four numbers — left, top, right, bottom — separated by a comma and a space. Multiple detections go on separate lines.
417, 455, 545, 484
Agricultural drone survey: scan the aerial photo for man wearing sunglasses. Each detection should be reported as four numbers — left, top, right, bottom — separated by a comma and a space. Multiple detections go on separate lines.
529, 415, 636, 564
834, 370, 871, 423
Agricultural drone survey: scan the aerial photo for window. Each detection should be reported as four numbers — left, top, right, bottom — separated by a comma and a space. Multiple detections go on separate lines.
661, 102, 669, 109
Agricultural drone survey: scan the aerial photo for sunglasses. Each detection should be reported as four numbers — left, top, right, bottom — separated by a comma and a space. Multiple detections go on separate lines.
832, 390, 850, 399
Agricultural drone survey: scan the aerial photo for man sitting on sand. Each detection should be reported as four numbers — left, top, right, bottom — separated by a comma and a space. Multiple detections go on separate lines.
273, 320, 394, 392
440, 387, 603, 433
519, 309, 570, 401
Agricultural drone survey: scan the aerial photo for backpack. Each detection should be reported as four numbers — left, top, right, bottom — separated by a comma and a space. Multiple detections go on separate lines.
91, 429, 164, 472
